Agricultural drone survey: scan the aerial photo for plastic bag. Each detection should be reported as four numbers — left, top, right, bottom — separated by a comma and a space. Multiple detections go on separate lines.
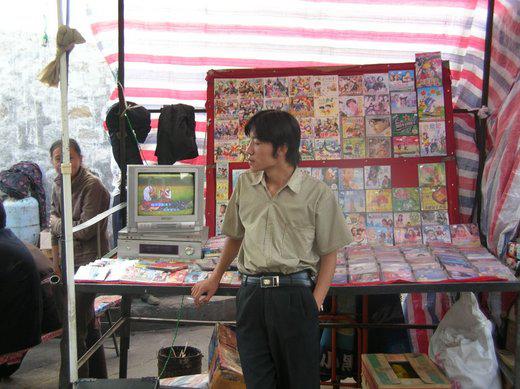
428, 292, 501, 389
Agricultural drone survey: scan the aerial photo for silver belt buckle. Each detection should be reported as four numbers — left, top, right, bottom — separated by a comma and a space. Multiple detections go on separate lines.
260, 275, 279, 288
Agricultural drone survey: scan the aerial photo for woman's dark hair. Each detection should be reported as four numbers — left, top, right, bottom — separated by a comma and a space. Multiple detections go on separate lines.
244, 110, 301, 167
49, 138, 82, 158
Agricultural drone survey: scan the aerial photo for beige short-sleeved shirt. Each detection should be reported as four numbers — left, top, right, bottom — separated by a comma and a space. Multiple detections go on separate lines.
222, 168, 352, 275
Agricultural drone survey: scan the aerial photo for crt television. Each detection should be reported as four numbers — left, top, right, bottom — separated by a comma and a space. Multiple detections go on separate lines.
126, 164, 205, 233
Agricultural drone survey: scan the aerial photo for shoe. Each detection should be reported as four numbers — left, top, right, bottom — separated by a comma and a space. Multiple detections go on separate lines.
141, 293, 160, 306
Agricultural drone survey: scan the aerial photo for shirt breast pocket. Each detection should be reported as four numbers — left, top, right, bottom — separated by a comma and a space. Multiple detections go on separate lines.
282, 223, 315, 259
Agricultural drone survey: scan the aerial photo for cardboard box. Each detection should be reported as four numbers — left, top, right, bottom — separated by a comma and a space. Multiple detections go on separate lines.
208, 323, 245, 389
361, 353, 450, 389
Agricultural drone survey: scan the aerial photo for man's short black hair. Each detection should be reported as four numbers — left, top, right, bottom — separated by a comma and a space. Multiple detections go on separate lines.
49, 138, 82, 158
244, 110, 301, 167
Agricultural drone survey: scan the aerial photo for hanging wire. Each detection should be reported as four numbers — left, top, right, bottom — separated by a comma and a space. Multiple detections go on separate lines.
158, 295, 186, 379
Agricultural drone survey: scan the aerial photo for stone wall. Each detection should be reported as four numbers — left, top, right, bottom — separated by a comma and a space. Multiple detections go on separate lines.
0, 30, 116, 220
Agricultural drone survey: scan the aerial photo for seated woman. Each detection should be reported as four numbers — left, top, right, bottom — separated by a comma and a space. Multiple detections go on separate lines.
49, 139, 110, 387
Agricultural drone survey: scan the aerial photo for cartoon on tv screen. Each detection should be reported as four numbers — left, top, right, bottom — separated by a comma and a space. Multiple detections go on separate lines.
137, 173, 195, 216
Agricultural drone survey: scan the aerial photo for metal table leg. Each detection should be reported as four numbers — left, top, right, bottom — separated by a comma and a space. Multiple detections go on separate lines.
119, 295, 132, 378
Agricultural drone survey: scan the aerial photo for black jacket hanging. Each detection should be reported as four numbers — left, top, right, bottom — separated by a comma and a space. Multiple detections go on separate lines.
106, 102, 151, 171
155, 104, 198, 164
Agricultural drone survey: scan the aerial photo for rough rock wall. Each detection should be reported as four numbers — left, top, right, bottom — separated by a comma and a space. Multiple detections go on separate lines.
0, 30, 116, 220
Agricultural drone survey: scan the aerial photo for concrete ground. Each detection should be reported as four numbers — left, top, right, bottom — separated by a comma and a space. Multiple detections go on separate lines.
0, 326, 213, 389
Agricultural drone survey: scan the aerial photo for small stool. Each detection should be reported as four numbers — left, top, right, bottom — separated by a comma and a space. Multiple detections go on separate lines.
94, 295, 122, 356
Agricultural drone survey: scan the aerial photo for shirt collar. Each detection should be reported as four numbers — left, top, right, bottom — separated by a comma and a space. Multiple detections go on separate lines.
251, 167, 303, 194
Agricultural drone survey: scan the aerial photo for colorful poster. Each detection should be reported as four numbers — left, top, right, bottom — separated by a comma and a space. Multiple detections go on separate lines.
388, 70, 415, 91
364, 165, 391, 189
342, 138, 366, 159
420, 186, 448, 210
363, 73, 390, 94
300, 139, 315, 160
263, 77, 289, 98
314, 97, 339, 117
394, 227, 422, 245
338, 168, 364, 190
415, 52, 443, 88
313, 117, 340, 138
339, 96, 364, 117
238, 78, 263, 98
340, 190, 366, 213
421, 210, 449, 226
393, 136, 420, 157
340, 116, 365, 138
390, 92, 417, 114
366, 212, 394, 227
214, 79, 239, 99
417, 86, 445, 121
366, 115, 391, 137
311, 75, 339, 96
367, 137, 392, 159
394, 212, 421, 227
314, 138, 342, 160
418, 163, 446, 187
391, 113, 419, 136
364, 94, 391, 115
289, 76, 312, 96
392, 188, 420, 211
339, 75, 363, 96
289, 96, 314, 117
366, 189, 393, 212
419, 121, 447, 156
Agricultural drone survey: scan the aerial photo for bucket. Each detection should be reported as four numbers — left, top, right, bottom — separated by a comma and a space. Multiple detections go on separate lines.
157, 346, 202, 378
3, 196, 40, 245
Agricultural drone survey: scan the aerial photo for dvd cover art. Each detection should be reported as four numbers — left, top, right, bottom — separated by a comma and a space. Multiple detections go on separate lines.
313, 117, 340, 138
419, 122, 447, 156
388, 69, 415, 91
349, 272, 381, 284
289, 76, 312, 96
414, 268, 448, 282
420, 186, 448, 210
300, 139, 315, 160
214, 140, 247, 162
263, 98, 290, 111
214, 119, 241, 141
312, 75, 339, 96
366, 189, 393, 212
311, 167, 324, 181
339, 75, 363, 96
342, 138, 366, 159
394, 227, 422, 245
314, 97, 339, 117
345, 212, 367, 228
340, 116, 365, 138
237, 78, 263, 98
421, 210, 449, 226
364, 94, 391, 115
297, 117, 314, 139
214, 79, 239, 99
184, 270, 209, 284
449, 224, 480, 246
418, 163, 446, 187
390, 91, 417, 114
366, 212, 394, 227
392, 188, 420, 211
393, 136, 420, 157
367, 137, 392, 159
363, 73, 390, 94
263, 77, 289, 98
417, 86, 445, 121
339, 96, 364, 117
314, 137, 342, 160
331, 268, 349, 285
415, 52, 443, 88
339, 168, 364, 190
322, 167, 339, 190
216, 179, 228, 201
364, 165, 391, 189
237, 98, 263, 127
391, 113, 419, 136
349, 225, 368, 245
366, 226, 394, 245
422, 225, 451, 244
366, 115, 391, 137
394, 212, 421, 227
289, 96, 314, 117
341, 190, 366, 213
215, 99, 240, 120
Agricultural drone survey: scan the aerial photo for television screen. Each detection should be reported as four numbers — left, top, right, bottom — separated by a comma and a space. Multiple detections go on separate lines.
137, 172, 195, 217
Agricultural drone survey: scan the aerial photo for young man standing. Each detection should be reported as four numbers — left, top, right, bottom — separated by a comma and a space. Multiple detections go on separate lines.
192, 110, 351, 389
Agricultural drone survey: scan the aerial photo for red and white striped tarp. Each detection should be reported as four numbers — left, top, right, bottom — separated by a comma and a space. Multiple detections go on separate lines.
84, 0, 489, 221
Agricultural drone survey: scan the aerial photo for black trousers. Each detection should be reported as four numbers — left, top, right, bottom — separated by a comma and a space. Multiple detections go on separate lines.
235, 284, 320, 389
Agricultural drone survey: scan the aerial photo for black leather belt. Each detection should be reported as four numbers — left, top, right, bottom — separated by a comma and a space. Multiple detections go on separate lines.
241, 271, 313, 288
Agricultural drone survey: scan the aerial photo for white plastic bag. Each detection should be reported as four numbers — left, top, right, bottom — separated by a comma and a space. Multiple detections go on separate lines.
428, 292, 501, 389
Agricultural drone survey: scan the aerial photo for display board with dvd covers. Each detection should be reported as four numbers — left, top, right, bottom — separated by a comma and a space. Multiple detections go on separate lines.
205, 53, 459, 240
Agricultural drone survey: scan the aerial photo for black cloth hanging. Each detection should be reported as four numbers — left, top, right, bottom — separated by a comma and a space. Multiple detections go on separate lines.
106, 102, 151, 171
155, 104, 198, 164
